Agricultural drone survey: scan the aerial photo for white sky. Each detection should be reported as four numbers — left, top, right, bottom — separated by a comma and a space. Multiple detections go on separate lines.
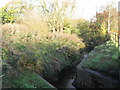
74, 0, 120, 20
0, 0, 120, 20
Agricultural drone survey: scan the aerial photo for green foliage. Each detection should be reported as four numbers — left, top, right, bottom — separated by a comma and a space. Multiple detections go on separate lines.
0, 6, 16, 24
82, 41, 119, 79
63, 19, 79, 34
2, 68, 54, 88
99, 22, 107, 37
75, 19, 110, 48
2, 30, 85, 85
1, 0, 117, 87
0, 0, 33, 24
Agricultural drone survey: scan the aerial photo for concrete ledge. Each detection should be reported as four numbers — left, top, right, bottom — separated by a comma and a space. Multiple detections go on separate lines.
35, 73, 57, 89
73, 65, 119, 88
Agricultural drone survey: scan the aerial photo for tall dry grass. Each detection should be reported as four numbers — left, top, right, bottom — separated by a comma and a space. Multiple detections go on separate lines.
1, 17, 49, 43
47, 32, 83, 42
23, 16, 49, 39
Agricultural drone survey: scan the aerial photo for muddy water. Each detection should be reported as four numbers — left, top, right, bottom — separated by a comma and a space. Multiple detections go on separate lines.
51, 67, 76, 89
51, 55, 88, 89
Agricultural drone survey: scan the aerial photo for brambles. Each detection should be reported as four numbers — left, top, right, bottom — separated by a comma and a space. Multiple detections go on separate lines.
2, 23, 85, 86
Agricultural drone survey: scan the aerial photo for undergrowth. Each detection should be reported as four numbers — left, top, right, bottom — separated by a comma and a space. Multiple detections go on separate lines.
81, 40, 119, 79
2, 24, 85, 88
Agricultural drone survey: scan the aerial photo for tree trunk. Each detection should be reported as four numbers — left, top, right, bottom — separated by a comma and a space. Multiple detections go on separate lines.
108, 6, 110, 33
60, 26, 63, 32
59, 23, 63, 32
52, 27, 56, 33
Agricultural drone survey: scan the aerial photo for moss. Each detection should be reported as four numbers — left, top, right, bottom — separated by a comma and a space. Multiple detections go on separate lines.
82, 41, 119, 78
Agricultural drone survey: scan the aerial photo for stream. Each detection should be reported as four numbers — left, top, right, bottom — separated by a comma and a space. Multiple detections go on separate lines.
51, 67, 77, 89
51, 55, 88, 89
50, 47, 94, 89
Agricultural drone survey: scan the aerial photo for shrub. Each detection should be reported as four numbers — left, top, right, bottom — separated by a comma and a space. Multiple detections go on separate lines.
2, 27, 85, 83
75, 21, 110, 50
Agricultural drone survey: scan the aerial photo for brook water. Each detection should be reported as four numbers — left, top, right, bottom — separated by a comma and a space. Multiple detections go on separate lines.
51, 55, 88, 89
51, 67, 76, 89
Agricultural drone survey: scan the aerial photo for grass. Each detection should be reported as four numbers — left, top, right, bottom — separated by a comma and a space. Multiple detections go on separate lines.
2, 68, 55, 88
82, 41, 119, 79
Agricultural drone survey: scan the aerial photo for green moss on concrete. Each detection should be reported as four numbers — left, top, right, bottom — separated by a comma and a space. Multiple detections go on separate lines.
82, 41, 119, 79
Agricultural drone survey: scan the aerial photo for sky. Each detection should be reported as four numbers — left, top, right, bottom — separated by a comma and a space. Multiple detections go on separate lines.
74, 0, 120, 20
0, 0, 120, 20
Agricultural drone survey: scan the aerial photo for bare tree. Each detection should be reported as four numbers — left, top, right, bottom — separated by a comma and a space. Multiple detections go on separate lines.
38, 0, 75, 32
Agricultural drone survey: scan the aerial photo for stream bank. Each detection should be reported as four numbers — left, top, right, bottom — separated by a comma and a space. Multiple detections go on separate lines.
49, 41, 119, 88
73, 41, 119, 88
50, 48, 93, 89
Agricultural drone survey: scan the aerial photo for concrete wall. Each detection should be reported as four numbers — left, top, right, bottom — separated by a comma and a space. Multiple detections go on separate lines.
73, 64, 119, 88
